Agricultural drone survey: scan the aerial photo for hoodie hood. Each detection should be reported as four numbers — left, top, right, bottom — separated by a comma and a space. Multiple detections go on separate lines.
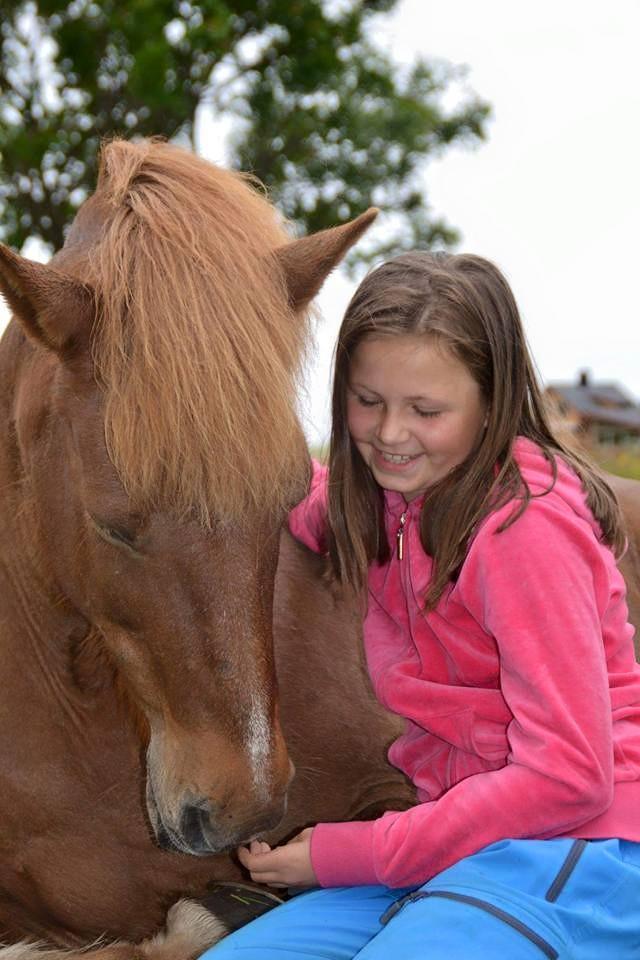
512, 436, 601, 538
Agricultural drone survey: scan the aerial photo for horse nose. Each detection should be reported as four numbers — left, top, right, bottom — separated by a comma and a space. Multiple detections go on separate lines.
177, 795, 288, 854
180, 799, 212, 851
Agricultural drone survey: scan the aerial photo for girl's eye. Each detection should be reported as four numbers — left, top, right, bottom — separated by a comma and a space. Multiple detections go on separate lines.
356, 395, 380, 407
414, 408, 441, 418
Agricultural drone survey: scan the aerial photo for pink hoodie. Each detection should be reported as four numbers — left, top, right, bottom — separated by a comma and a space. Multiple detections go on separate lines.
288, 437, 640, 888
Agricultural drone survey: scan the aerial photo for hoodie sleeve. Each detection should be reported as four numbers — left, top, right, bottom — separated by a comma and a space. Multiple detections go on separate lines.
287, 459, 329, 554
310, 496, 617, 888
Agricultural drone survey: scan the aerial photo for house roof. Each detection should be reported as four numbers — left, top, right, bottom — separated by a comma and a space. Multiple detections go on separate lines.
546, 376, 640, 431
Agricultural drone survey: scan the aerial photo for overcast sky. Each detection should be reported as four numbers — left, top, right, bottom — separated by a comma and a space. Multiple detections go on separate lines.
2, 1, 638, 449
296, 0, 640, 445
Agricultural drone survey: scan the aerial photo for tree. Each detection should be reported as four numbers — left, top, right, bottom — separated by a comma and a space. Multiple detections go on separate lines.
0, 0, 490, 261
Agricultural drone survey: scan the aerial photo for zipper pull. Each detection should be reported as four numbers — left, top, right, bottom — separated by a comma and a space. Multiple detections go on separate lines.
396, 511, 407, 560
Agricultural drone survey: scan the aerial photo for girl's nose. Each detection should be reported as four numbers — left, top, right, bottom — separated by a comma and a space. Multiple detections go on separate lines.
376, 409, 409, 447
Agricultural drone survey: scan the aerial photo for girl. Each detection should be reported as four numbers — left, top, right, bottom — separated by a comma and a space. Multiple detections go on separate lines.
206, 252, 640, 958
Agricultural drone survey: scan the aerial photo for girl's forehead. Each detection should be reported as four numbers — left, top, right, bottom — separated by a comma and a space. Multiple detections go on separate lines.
350, 333, 456, 373
348, 333, 478, 397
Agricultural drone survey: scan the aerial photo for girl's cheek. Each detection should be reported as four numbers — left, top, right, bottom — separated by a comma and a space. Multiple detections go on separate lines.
346, 404, 367, 436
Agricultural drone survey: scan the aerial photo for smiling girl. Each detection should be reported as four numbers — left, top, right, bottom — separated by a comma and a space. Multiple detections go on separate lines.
205, 251, 640, 959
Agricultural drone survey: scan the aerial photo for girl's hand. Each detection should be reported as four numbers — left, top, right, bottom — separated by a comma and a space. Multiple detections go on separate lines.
237, 828, 317, 888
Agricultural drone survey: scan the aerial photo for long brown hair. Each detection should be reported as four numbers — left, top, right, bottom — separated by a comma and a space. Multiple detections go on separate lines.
327, 251, 625, 607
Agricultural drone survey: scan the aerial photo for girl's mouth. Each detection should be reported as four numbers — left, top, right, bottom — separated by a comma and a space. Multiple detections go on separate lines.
374, 449, 421, 470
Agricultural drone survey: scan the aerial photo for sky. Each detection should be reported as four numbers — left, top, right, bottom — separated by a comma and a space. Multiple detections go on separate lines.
291, 0, 640, 445
2, 1, 638, 448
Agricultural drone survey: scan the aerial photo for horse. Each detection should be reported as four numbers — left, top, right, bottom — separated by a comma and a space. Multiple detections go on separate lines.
612, 476, 640, 659
0, 139, 638, 960
0, 139, 416, 958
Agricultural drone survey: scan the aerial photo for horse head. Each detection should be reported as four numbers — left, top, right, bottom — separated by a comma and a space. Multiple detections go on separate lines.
0, 139, 376, 855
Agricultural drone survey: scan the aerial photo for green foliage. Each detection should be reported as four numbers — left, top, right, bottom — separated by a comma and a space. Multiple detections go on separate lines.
0, 0, 490, 260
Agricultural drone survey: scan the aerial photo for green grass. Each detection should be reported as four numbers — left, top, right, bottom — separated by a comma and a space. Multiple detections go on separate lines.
593, 449, 640, 481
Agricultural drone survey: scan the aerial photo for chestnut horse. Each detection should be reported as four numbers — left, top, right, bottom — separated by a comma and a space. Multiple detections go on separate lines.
0, 140, 415, 957
0, 140, 638, 960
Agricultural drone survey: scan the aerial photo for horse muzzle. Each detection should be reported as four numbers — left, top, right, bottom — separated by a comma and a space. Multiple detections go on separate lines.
146, 777, 289, 855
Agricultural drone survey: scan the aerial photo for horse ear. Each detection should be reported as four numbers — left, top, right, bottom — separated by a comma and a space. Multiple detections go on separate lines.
275, 208, 379, 309
0, 243, 94, 353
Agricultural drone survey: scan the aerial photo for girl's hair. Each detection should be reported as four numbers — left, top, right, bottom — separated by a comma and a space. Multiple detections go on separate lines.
327, 250, 625, 607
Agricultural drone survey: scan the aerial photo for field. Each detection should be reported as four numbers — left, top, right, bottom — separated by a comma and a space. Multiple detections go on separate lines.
593, 448, 640, 482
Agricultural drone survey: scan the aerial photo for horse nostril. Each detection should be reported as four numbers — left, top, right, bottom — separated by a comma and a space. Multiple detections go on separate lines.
174, 794, 289, 854
180, 800, 211, 850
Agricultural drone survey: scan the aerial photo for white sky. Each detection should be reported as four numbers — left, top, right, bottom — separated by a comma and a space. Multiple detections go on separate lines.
2, 0, 638, 449
298, 0, 640, 445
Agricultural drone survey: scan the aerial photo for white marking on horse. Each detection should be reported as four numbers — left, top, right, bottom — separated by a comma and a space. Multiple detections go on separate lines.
246, 691, 271, 798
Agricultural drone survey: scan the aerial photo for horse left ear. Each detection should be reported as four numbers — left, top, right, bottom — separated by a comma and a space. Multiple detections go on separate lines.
274, 208, 378, 310
0, 243, 94, 353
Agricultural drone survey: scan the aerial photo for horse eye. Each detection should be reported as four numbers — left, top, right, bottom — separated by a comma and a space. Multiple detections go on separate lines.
89, 516, 140, 552
104, 526, 136, 547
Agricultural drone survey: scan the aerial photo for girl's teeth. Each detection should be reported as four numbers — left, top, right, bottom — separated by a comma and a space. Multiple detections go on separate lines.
382, 452, 414, 463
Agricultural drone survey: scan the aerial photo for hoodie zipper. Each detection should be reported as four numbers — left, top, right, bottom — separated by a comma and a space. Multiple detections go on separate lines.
396, 511, 408, 560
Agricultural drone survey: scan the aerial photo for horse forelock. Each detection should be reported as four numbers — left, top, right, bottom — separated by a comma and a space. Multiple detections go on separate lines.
87, 138, 309, 524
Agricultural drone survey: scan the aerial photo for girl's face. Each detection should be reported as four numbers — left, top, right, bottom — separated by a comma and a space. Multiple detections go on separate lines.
347, 334, 488, 501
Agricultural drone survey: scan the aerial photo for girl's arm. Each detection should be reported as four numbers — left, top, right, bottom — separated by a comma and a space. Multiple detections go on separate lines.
288, 458, 328, 554
308, 498, 634, 888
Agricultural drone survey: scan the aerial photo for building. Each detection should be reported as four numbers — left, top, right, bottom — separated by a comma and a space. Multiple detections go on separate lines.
544, 371, 640, 447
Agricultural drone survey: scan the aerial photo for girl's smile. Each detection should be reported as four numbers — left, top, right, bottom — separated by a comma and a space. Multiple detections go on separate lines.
371, 448, 422, 472
346, 333, 488, 501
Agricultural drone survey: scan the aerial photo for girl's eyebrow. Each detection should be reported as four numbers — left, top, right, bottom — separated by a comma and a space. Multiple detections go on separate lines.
348, 381, 379, 394
406, 394, 441, 404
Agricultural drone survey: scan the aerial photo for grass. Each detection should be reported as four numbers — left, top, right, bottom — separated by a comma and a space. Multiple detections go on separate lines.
592, 448, 640, 482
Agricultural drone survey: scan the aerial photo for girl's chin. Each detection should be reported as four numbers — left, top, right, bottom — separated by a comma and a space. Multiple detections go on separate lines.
372, 466, 425, 494
369, 458, 443, 498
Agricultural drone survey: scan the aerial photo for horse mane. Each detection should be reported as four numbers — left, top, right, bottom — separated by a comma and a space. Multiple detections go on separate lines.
88, 138, 309, 524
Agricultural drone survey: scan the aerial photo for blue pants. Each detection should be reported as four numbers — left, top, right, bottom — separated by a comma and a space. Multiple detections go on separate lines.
202, 838, 640, 958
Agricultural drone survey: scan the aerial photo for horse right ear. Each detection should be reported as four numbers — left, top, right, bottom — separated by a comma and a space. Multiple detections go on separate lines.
0, 244, 94, 353
274, 208, 379, 310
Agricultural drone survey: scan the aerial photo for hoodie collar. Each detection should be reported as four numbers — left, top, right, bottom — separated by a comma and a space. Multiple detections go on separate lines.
384, 487, 425, 520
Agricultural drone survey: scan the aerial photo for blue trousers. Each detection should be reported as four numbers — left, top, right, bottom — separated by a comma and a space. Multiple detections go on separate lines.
202, 838, 640, 958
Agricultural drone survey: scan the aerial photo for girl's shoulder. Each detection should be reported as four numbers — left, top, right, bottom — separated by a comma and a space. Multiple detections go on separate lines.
453, 439, 626, 648
463, 436, 608, 575
484, 436, 597, 528
511, 436, 580, 497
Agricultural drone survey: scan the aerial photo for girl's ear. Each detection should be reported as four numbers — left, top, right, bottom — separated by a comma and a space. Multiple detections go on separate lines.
274, 208, 378, 310
0, 244, 94, 353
